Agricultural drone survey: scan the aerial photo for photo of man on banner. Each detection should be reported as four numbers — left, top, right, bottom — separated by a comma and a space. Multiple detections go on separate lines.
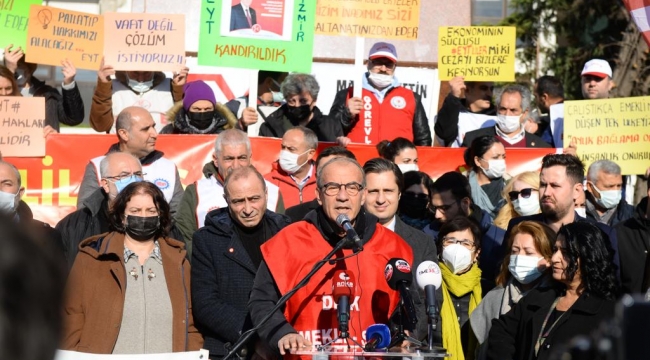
222, 0, 292, 40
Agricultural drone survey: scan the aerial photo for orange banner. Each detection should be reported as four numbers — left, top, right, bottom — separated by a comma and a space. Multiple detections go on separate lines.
4, 135, 555, 226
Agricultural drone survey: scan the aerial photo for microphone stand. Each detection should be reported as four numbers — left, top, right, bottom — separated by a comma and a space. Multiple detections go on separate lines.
388, 300, 422, 348
223, 237, 361, 360
420, 303, 446, 354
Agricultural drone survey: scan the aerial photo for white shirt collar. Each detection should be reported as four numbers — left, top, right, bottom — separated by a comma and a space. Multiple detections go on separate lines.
495, 124, 526, 145
384, 215, 396, 231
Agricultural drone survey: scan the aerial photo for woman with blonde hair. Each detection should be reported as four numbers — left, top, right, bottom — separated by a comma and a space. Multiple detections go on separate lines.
494, 171, 541, 229
470, 220, 555, 359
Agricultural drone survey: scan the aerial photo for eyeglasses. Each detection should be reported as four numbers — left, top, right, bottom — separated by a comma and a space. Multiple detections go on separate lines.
321, 182, 364, 196
105, 172, 146, 182
430, 202, 456, 213
371, 59, 396, 70
508, 188, 537, 201
442, 237, 475, 249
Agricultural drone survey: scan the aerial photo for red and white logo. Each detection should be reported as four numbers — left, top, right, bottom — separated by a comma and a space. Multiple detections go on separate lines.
384, 264, 393, 281
390, 96, 406, 109
395, 259, 411, 273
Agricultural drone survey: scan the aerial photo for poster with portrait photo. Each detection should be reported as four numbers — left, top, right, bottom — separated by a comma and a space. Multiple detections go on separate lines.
221, 0, 293, 41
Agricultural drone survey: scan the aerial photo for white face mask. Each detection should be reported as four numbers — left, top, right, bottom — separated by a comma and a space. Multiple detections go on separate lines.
480, 159, 506, 179
368, 73, 394, 88
271, 91, 284, 103
590, 183, 622, 209
575, 207, 587, 218
127, 76, 154, 93
512, 196, 540, 216
496, 114, 522, 133
508, 255, 544, 284
397, 163, 419, 174
279, 149, 309, 174
442, 244, 473, 275
0, 189, 19, 214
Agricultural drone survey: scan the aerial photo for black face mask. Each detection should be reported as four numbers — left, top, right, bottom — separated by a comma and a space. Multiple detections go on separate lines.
188, 111, 216, 130
399, 193, 430, 219
285, 104, 312, 124
124, 215, 160, 241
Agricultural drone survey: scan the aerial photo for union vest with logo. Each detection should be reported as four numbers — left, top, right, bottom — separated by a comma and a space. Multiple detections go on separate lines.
194, 176, 280, 228
346, 87, 416, 145
261, 221, 413, 358
91, 155, 177, 202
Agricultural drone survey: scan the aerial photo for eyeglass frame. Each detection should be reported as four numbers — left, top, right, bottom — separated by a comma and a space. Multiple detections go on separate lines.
104, 171, 146, 182
441, 237, 476, 249
320, 182, 364, 196
508, 188, 537, 202
430, 201, 457, 213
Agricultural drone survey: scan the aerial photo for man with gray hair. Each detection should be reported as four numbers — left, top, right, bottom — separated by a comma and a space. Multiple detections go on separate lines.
77, 106, 184, 214
258, 73, 342, 141
176, 129, 283, 257
585, 159, 634, 226
462, 84, 551, 148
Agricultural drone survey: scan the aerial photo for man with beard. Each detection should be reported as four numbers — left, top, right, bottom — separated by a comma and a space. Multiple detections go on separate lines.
505, 154, 620, 269
249, 157, 413, 356
258, 73, 342, 142
329, 42, 432, 146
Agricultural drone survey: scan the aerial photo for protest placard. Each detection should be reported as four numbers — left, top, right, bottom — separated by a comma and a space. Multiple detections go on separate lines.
103, 13, 185, 71
26, 5, 104, 70
0, 97, 46, 157
564, 96, 650, 174
438, 26, 516, 81
315, 0, 421, 40
0, 0, 40, 50
199, 0, 315, 72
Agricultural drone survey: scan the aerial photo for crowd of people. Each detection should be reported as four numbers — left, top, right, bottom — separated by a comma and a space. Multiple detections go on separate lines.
1, 39, 649, 360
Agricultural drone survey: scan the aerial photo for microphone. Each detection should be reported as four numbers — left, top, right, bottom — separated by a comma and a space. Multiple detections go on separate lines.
416, 261, 443, 350
332, 270, 356, 339
336, 214, 363, 251
384, 258, 418, 327
364, 324, 391, 351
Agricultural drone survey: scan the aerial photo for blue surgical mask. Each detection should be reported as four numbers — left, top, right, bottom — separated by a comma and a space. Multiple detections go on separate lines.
112, 175, 142, 194
127, 76, 154, 93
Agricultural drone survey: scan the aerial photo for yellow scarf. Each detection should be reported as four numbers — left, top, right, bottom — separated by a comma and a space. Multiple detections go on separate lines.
439, 263, 482, 360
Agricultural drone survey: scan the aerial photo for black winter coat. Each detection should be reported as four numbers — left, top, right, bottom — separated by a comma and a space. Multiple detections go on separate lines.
30, 77, 85, 131
258, 105, 342, 142
487, 287, 616, 360
615, 197, 650, 294
586, 197, 635, 227
434, 93, 496, 146
191, 208, 291, 357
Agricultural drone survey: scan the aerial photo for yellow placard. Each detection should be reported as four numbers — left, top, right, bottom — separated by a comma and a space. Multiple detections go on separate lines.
0, 97, 46, 157
103, 12, 185, 71
25, 5, 104, 71
564, 96, 650, 175
438, 26, 516, 81
315, 0, 421, 40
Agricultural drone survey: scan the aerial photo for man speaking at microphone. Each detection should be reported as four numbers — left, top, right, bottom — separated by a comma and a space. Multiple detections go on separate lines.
248, 157, 414, 357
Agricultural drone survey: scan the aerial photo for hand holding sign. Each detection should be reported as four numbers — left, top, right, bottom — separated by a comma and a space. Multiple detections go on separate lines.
172, 62, 189, 87
346, 97, 363, 116
97, 57, 115, 83
3, 44, 24, 72
449, 76, 466, 98
61, 59, 77, 85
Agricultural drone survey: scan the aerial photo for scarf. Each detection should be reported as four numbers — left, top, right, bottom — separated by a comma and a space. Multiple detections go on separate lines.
468, 170, 497, 220
495, 124, 526, 145
440, 263, 482, 360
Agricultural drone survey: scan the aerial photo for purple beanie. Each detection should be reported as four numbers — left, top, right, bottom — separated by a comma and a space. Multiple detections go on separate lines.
183, 80, 217, 111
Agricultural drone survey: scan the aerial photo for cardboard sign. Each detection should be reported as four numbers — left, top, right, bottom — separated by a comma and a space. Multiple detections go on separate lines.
103, 12, 185, 71
199, 0, 316, 72
315, 0, 421, 40
25, 5, 104, 70
438, 26, 516, 81
0, 97, 46, 157
0, 0, 41, 50
564, 96, 650, 175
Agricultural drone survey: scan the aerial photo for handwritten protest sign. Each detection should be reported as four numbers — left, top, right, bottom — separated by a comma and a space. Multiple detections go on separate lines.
564, 96, 650, 175
438, 26, 516, 81
0, 97, 46, 157
199, 0, 316, 72
315, 0, 420, 40
0, 0, 41, 50
26, 5, 103, 71
103, 13, 185, 71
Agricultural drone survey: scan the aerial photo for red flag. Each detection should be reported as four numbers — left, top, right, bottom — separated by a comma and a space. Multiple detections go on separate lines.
623, 0, 650, 46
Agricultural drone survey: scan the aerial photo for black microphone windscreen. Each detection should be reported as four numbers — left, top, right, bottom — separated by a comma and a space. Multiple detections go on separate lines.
384, 258, 412, 290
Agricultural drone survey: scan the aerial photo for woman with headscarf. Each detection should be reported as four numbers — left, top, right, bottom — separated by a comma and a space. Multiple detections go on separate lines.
161, 80, 237, 134
487, 222, 619, 360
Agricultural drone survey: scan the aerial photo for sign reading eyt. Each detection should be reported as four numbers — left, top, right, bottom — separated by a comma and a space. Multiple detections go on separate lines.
103, 12, 185, 71
26, 5, 104, 70
0, 97, 46, 157
438, 26, 516, 81
564, 96, 650, 174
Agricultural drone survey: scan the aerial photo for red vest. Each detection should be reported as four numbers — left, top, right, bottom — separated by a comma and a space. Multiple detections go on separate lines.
262, 221, 413, 357
345, 87, 417, 145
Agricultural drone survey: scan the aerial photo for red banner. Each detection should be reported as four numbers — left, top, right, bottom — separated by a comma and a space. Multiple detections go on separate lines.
4, 135, 556, 226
